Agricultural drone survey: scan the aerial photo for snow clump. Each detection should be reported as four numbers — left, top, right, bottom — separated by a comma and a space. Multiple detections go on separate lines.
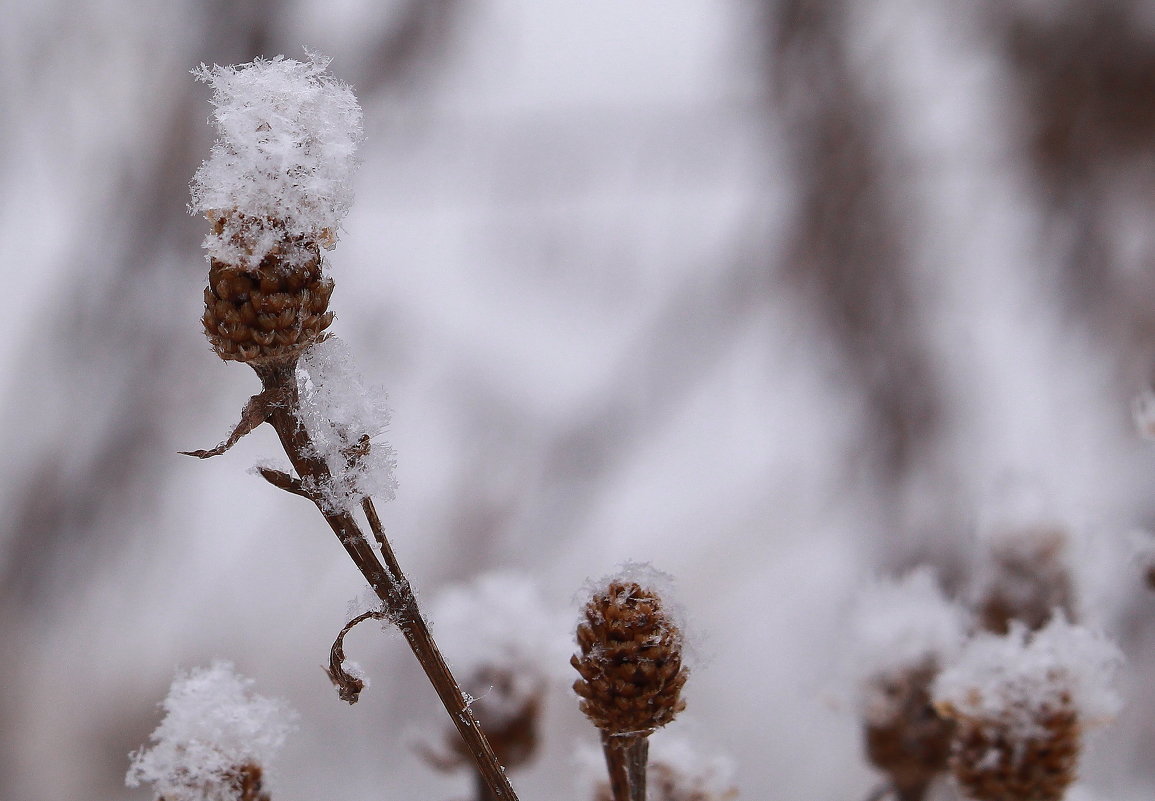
296, 337, 397, 513
190, 52, 363, 268
126, 661, 297, 801
933, 616, 1123, 740
849, 567, 968, 688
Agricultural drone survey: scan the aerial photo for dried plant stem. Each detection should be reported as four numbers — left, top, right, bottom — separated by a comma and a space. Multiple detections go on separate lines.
254, 363, 519, 801
602, 732, 649, 801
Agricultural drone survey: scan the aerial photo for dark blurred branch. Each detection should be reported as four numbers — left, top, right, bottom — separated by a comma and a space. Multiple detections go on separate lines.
992, 1, 1155, 381
765, 0, 942, 482
356, 0, 467, 95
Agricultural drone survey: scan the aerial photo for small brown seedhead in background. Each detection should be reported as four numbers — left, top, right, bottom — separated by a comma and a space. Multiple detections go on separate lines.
849, 568, 967, 801
932, 619, 1122, 801
422, 666, 544, 775
938, 694, 1079, 801
863, 662, 954, 801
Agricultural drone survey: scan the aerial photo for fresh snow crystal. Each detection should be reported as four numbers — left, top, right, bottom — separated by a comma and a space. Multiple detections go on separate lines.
296, 337, 398, 513
190, 52, 363, 268
933, 617, 1123, 741
125, 661, 297, 801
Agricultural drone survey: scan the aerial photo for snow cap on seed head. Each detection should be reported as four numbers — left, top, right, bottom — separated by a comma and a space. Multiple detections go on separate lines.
934, 616, 1122, 737
126, 661, 296, 801
933, 617, 1122, 801
849, 567, 968, 690
190, 51, 363, 268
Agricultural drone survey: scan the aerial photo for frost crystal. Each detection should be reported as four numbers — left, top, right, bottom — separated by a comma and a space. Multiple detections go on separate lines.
296, 337, 397, 513
190, 52, 363, 268
126, 661, 297, 801
933, 617, 1123, 741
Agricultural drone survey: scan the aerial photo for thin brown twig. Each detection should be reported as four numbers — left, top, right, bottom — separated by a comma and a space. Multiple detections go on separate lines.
476, 771, 500, 801
180, 387, 289, 459
326, 609, 389, 704
255, 466, 311, 499
362, 497, 403, 583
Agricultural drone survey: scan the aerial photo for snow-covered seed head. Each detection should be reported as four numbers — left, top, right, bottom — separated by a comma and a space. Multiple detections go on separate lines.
863, 663, 954, 801
571, 578, 688, 737
945, 701, 1078, 801
932, 619, 1122, 801
190, 53, 362, 367
849, 569, 967, 801
126, 661, 296, 801
190, 53, 363, 267
423, 573, 566, 774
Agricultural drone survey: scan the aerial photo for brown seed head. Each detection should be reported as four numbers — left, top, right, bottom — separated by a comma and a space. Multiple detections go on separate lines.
939, 696, 1080, 801
571, 580, 688, 736
200, 212, 335, 366
231, 762, 271, 801
863, 663, 954, 801
157, 761, 270, 801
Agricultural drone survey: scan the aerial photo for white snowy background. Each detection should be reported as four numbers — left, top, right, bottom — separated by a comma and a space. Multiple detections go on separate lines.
5, 1, 1155, 799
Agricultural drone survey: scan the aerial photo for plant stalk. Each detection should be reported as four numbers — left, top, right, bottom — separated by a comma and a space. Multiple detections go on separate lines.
601, 732, 648, 801
256, 362, 519, 801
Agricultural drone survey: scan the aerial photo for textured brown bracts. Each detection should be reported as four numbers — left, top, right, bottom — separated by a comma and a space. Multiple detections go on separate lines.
573, 579, 688, 801
863, 663, 953, 801
201, 221, 335, 365
572, 580, 688, 736
942, 699, 1079, 801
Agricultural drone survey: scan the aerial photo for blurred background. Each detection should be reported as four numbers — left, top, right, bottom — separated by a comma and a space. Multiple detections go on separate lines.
6, 1, 1155, 799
